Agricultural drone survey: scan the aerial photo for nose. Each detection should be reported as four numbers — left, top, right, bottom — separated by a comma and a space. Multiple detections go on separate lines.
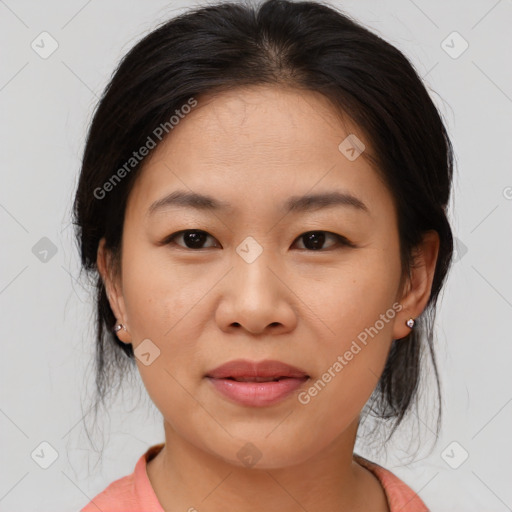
215, 250, 298, 335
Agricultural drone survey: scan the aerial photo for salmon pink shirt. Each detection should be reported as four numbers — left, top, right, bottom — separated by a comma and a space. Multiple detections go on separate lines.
80, 443, 429, 511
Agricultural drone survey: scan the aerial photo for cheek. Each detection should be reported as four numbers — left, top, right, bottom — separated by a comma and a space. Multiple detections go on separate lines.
120, 243, 214, 374
302, 249, 401, 404
305, 250, 401, 338
121, 243, 200, 331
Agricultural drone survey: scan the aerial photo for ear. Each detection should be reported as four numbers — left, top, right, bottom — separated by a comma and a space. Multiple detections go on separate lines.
393, 230, 440, 341
97, 237, 133, 344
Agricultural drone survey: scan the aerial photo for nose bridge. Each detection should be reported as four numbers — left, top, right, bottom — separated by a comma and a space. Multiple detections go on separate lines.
227, 234, 288, 321
232, 234, 276, 296
235, 234, 267, 266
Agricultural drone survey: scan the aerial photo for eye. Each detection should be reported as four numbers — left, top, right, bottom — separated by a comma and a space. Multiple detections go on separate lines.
162, 229, 355, 251
292, 231, 355, 251
163, 230, 220, 250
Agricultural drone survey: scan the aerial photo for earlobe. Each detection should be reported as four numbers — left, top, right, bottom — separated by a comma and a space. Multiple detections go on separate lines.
393, 230, 440, 340
113, 322, 132, 344
113, 323, 132, 344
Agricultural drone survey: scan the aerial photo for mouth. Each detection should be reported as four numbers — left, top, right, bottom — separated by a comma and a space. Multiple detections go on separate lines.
205, 358, 309, 380
205, 359, 310, 407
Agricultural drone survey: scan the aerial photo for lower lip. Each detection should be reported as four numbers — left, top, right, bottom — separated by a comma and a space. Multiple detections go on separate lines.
206, 377, 309, 407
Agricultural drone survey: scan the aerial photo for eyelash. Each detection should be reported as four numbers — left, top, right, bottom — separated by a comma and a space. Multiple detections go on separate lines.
161, 229, 357, 251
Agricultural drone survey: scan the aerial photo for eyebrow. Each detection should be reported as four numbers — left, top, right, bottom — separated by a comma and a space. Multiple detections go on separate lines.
146, 189, 369, 216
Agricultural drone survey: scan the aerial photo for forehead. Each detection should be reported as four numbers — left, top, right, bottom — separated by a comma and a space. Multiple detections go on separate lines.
169, 85, 362, 161
126, 85, 393, 219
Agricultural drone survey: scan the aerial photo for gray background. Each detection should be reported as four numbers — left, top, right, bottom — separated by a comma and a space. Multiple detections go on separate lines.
1, 0, 511, 510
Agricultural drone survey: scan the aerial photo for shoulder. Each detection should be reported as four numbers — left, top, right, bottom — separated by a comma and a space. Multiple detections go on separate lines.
80, 471, 137, 512
80, 443, 165, 512
353, 454, 430, 512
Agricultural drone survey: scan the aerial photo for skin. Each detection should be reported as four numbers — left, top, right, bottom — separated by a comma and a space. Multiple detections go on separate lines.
97, 85, 439, 512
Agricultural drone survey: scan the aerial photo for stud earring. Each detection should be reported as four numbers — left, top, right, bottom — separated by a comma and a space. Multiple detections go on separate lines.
114, 323, 127, 333
406, 318, 415, 329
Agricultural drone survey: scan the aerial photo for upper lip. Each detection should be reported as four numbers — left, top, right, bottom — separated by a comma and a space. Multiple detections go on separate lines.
205, 359, 309, 379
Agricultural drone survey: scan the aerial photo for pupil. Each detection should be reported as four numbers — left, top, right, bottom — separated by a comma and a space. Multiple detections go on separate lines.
304, 231, 324, 250
185, 231, 205, 248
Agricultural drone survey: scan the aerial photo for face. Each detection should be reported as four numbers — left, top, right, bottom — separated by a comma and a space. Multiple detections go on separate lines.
99, 85, 437, 469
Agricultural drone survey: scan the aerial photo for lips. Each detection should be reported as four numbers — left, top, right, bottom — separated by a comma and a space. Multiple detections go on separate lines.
205, 359, 310, 407
205, 359, 309, 380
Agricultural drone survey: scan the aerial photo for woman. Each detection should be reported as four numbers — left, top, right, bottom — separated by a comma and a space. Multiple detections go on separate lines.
75, 0, 454, 510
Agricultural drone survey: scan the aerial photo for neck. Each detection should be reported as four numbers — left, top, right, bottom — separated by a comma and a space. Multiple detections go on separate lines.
146, 417, 389, 512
